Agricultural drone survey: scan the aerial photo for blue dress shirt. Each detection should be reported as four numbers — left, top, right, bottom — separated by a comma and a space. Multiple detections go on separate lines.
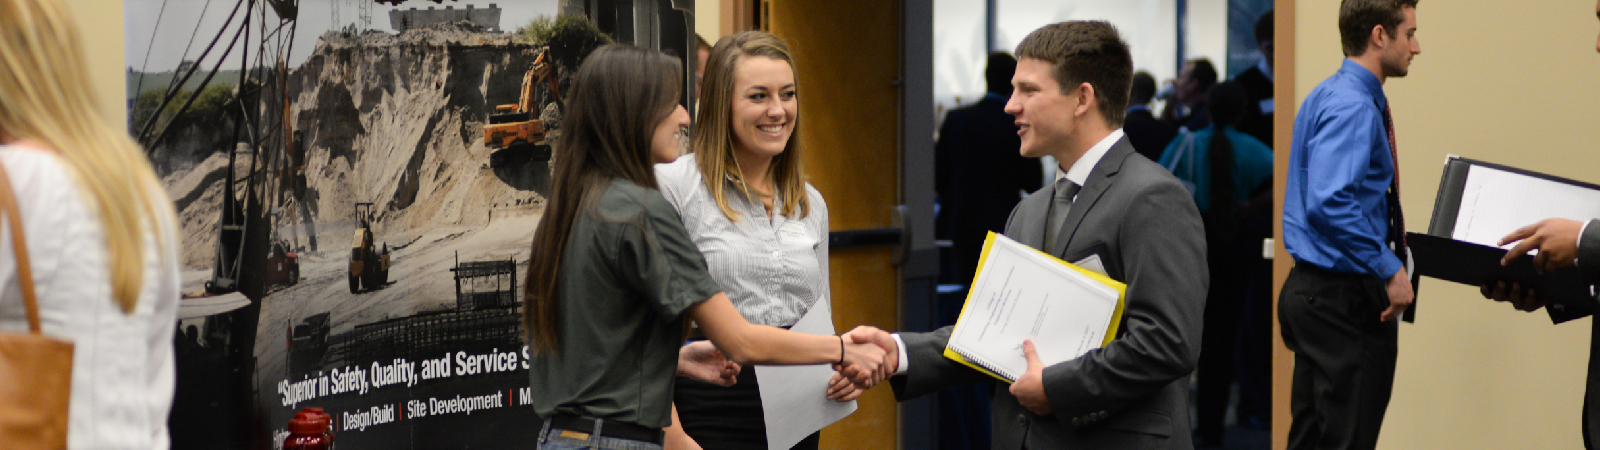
1283, 59, 1402, 279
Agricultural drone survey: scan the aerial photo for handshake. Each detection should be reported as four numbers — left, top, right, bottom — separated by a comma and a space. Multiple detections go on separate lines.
675, 326, 900, 401
827, 326, 900, 401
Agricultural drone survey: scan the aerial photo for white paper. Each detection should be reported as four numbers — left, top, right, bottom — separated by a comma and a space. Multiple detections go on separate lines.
755, 299, 857, 450
1453, 165, 1600, 248
1073, 254, 1108, 277
948, 234, 1120, 381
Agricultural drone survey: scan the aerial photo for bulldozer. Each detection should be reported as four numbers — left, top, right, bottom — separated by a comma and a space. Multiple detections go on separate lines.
348, 202, 390, 293
483, 50, 562, 161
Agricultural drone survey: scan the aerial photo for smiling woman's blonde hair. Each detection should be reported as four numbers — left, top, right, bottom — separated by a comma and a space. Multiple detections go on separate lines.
692, 31, 809, 222
0, 0, 177, 314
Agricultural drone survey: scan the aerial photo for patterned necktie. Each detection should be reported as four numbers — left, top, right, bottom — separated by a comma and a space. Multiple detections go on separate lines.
1381, 104, 1408, 265
1046, 178, 1080, 252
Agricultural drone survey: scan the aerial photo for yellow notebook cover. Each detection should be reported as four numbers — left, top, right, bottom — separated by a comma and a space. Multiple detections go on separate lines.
941, 231, 1128, 382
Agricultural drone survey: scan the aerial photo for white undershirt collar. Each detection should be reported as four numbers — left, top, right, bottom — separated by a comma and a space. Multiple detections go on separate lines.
1055, 128, 1125, 188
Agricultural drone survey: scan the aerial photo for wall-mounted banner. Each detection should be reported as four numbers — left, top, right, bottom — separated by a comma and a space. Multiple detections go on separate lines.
128, 2, 582, 447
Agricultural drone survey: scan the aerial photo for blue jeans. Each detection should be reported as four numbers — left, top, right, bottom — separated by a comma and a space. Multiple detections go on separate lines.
538, 420, 663, 450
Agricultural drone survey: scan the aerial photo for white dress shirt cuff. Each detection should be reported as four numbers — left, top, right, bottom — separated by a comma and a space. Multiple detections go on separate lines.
892, 333, 910, 375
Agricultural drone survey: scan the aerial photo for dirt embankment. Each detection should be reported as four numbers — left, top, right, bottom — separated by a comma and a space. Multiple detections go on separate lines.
165, 23, 552, 270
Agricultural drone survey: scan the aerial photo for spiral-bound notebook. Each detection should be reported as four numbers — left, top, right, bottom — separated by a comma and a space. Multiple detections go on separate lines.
942, 232, 1127, 382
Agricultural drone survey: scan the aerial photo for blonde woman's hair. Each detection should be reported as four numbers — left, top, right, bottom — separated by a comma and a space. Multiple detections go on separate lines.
692, 31, 808, 222
0, 0, 178, 313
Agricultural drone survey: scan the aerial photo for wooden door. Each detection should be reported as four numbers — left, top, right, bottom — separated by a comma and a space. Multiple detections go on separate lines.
1271, 1, 1294, 448
768, 0, 902, 448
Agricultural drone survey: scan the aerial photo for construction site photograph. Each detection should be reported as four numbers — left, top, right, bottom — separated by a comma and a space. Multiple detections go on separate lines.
125, 0, 642, 446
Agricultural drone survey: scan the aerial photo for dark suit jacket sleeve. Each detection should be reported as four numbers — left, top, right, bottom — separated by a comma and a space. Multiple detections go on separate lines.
1581, 219, 1600, 283
1039, 174, 1208, 424
1550, 219, 1600, 323
888, 200, 1037, 400
889, 326, 993, 400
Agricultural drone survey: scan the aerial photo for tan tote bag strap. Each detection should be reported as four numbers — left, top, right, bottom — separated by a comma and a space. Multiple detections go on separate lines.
0, 147, 71, 450
0, 162, 41, 334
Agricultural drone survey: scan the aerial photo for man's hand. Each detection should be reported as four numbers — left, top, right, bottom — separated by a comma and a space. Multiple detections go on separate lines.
1008, 339, 1051, 416
841, 326, 898, 380
677, 341, 740, 386
1381, 267, 1414, 322
1480, 280, 1545, 313
1500, 218, 1583, 273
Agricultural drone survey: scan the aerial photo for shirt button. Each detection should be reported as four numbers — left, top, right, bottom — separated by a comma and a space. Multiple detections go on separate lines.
1016, 414, 1027, 425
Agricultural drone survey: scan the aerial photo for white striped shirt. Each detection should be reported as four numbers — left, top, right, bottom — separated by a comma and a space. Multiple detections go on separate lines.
0, 146, 180, 449
655, 154, 829, 327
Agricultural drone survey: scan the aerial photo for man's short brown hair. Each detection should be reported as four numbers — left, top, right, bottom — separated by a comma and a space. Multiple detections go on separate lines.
1339, 0, 1419, 57
1014, 21, 1134, 127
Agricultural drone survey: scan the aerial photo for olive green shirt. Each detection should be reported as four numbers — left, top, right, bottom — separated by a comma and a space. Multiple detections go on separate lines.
528, 178, 723, 429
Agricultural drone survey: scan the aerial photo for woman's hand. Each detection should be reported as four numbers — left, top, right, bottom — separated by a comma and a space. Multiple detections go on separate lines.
676, 341, 741, 386
824, 372, 864, 402
837, 338, 887, 387
665, 404, 703, 450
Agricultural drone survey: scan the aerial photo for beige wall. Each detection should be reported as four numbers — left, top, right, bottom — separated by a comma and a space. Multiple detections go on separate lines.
695, 0, 720, 42
1291, 1, 1600, 448
69, 0, 126, 125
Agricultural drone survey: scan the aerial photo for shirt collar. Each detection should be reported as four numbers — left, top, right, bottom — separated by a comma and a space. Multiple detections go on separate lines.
1126, 104, 1151, 114
1056, 128, 1125, 185
1339, 58, 1387, 109
720, 173, 782, 211
1257, 59, 1274, 83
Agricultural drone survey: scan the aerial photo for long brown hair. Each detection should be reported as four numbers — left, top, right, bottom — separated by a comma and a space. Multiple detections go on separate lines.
0, 0, 177, 313
523, 45, 683, 354
691, 31, 809, 222
1204, 82, 1246, 237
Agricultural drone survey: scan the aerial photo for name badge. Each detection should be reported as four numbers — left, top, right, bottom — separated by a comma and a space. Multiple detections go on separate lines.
778, 221, 817, 246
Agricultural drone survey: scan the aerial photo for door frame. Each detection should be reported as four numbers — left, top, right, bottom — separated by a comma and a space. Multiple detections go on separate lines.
898, 2, 938, 449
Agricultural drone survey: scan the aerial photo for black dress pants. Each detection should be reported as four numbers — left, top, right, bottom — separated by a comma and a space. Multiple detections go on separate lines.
1278, 264, 1398, 450
674, 368, 821, 450
1585, 318, 1600, 450
1195, 228, 1247, 444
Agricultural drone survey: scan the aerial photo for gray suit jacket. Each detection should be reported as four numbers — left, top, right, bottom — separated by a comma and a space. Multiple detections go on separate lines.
892, 137, 1208, 450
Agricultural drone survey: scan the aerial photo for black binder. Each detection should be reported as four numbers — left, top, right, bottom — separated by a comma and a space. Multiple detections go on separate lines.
1416, 156, 1600, 323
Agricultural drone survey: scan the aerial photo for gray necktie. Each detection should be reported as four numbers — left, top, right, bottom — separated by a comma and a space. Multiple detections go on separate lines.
1045, 178, 1080, 252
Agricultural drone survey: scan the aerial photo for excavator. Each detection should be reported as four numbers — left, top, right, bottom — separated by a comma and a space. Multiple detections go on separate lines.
482, 50, 562, 161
